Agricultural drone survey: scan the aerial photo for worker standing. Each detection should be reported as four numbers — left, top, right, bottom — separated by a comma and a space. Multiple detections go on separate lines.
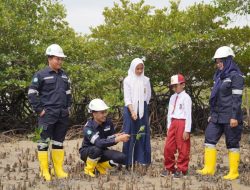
28, 44, 72, 181
197, 46, 244, 180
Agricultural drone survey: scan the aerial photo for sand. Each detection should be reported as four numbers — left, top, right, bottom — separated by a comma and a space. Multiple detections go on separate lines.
0, 134, 249, 190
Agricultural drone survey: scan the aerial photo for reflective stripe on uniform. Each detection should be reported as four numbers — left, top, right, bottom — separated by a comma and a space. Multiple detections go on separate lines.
66, 90, 71, 95
51, 140, 63, 147
90, 133, 99, 144
87, 157, 100, 162
62, 75, 68, 79
205, 143, 216, 148
223, 78, 231, 83
232, 89, 243, 95
28, 89, 39, 95
43, 76, 54, 80
38, 142, 49, 149
110, 160, 119, 167
107, 135, 115, 139
228, 148, 239, 152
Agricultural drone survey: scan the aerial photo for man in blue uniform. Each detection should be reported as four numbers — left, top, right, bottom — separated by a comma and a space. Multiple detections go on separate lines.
197, 46, 244, 180
79, 99, 130, 177
28, 44, 72, 181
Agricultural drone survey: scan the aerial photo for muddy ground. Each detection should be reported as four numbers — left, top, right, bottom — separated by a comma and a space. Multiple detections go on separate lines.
0, 133, 250, 190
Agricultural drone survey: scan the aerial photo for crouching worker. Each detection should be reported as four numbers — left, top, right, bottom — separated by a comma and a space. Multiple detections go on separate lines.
79, 99, 130, 177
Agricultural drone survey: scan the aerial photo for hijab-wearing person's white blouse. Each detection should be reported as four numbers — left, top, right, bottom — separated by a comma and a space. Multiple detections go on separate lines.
123, 58, 151, 119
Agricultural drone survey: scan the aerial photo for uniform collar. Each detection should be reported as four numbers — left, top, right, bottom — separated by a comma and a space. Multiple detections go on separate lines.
176, 90, 185, 96
91, 119, 99, 129
45, 66, 63, 74
90, 118, 107, 129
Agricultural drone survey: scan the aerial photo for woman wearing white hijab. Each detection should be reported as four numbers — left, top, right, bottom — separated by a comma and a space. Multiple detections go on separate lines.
122, 58, 152, 167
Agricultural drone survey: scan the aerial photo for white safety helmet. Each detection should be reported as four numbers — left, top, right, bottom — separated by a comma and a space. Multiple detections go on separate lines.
45, 44, 67, 58
88, 99, 109, 113
213, 46, 235, 59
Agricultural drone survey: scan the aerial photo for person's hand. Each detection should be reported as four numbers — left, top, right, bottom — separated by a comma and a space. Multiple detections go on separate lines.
208, 116, 211, 122
183, 131, 190, 141
115, 134, 130, 143
131, 112, 138, 121
115, 132, 124, 137
230, 119, 238, 128
39, 109, 45, 117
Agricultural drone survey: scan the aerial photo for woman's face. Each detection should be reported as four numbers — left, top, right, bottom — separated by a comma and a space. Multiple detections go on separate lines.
135, 63, 144, 76
215, 58, 224, 70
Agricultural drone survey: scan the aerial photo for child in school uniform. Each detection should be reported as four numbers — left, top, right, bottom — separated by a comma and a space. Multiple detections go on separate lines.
161, 74, 192, 178
122, 58, 152, 167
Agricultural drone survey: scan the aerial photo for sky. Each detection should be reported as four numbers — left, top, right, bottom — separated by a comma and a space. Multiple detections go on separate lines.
61, 0, 212, 34
60, 0, 214, 34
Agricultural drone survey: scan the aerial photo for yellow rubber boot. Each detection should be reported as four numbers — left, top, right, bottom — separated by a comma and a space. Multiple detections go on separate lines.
37, 151, 51, 181
84, 158, 98, 177
96, 161, 113, 175
223, 151, 240, 180
51, 149, 68, 179
196, 147, 217, 175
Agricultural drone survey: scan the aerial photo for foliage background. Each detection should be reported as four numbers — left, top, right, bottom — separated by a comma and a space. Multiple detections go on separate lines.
0, 0, 249, 133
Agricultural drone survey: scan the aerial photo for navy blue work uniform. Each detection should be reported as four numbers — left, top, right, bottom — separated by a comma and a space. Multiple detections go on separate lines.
79, 118, 126, 165
205, 71, 244, 149
28, 66, 72, 150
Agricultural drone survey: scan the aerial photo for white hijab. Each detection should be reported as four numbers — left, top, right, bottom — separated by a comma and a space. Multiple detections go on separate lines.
127, 58, 146, 119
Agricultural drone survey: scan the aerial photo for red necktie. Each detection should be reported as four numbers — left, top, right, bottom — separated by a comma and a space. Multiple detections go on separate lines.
172, 95, 178, 114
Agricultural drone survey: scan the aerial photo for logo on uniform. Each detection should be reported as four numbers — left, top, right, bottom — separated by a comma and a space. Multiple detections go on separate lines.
33, 77, 38, 83
87, 130, 92, 135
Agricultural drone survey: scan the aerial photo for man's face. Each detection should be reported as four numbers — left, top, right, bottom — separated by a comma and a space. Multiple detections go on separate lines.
48, 56, 64, 71
93, 110, 108, 124
172, 83, 185, 94
215, 58, 224, 70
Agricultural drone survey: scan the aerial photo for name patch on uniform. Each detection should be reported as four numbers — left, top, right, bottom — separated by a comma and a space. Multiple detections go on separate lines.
33, 77, 38, 83
104, 126, 111, 131
179, 104, 183, 110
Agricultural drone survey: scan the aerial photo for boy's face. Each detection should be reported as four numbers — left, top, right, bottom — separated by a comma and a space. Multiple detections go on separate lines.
172, 83, 185, 93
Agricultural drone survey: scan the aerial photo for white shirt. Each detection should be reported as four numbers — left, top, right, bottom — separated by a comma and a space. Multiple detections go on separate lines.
167, 90, 192, 132
123, 76, 151, 106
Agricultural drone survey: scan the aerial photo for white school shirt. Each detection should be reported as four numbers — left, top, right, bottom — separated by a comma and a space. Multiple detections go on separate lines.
123, 76, 151, 106
167, 90, 192, 132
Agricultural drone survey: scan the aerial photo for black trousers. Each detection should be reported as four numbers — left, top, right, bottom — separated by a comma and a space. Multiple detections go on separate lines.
80, 146, 126, 165
205, 121, 242, 149
38, 110, 69, 150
